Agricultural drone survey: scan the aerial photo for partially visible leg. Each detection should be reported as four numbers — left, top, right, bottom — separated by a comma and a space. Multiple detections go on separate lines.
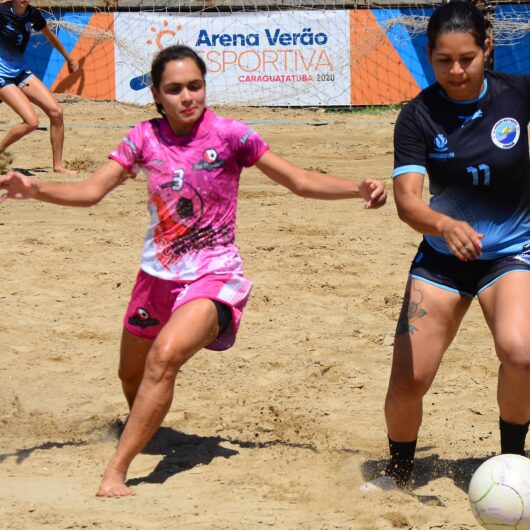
20, 76, 75, 174
97, 298, 220, 497
386, 279, 471, 440
479, 272, 530, 455
118, 329, 153, 410
384, 278, 471, 485
0, 85, 39, 151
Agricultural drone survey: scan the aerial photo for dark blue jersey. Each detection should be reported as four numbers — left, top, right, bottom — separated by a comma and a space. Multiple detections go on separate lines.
393, 71, 530, 259
0, 2, 46, 76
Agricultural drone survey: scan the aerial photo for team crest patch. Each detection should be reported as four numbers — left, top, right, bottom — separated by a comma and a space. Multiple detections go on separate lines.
128, 307, 160, 328
491, 118, 520, 149
204, 149, 218, 163
192, 148, 225, 171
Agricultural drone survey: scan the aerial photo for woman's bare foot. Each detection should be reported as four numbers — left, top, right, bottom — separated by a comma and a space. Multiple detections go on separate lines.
96, 465, 133, 497
53, 166, 78, 175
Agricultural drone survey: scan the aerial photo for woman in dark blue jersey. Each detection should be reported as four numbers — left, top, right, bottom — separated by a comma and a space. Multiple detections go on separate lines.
0, 0, 78, 173
364, 1, 530, 491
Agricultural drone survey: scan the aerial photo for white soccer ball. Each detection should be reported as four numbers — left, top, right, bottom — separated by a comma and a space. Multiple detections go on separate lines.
468, 454, 530, 529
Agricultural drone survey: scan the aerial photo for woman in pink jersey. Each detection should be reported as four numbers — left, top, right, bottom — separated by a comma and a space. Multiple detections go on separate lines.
0, 45, 387, 497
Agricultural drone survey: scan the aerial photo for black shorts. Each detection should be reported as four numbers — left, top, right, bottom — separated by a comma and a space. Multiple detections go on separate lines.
0, 70, 33, 90
212, 299, 232, 334
409, 240, 530, 297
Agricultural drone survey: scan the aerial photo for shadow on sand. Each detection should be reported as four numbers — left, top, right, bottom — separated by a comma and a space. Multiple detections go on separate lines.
126, 427, 239, 486
126, 426, 320, 486
360, 448, 494, 506
0, 420, 319, 488
0, 439, 89, 464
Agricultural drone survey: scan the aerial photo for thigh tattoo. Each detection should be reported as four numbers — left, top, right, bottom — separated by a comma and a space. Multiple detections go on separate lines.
396, 281, 428, 336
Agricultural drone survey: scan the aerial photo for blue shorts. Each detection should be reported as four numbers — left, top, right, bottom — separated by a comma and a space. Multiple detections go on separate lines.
0, 70, 33, 90
410, 240, 530, 298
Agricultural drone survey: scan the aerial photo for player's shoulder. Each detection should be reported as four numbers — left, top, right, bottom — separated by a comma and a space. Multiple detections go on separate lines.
209, 110, 247, 135
395, 89, 428, 125
207, 110, 257, 147
128, 118, 158, 136
25, 3, 46, 27
124, 119, 162, 150
26, 4, 44, 18
0, 2, 11, 14
399, 81, 436, 110
486, 70, 530, 93
487, 69, 524, 85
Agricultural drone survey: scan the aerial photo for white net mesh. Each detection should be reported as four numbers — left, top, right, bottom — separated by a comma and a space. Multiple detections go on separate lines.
25, 1, 530, 106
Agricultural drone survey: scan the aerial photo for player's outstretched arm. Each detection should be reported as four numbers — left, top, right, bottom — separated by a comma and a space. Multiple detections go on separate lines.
254, 150, 387, 208
0, 160, 130, 207
41, 26, 79, 73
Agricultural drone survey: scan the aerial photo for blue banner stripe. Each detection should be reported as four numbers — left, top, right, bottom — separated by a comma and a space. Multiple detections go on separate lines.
371, 8, 434, 90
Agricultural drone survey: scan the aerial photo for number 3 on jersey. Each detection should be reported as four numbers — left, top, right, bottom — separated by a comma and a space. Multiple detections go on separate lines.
171, 169, 185, 191
467, 163, 490, 186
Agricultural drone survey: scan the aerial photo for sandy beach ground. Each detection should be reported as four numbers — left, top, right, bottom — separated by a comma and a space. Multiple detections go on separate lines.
0, 98, 500, 529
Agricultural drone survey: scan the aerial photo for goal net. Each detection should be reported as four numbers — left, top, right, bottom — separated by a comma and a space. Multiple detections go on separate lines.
26, 0, 530, 107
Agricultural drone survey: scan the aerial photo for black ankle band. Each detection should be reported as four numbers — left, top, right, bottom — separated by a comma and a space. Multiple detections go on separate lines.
385, 437, 417, 486
500, 417, 529, 456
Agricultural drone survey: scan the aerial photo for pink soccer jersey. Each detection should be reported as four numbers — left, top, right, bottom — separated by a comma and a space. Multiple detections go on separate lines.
109, 109, 269, 281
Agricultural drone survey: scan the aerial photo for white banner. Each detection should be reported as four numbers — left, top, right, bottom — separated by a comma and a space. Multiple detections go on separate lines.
114, 11, 351, 106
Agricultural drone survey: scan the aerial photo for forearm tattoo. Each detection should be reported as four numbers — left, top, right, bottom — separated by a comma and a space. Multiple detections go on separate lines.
396, 281, 428, 336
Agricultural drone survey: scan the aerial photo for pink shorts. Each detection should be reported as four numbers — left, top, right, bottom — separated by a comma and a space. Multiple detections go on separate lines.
123, 270, 253, 350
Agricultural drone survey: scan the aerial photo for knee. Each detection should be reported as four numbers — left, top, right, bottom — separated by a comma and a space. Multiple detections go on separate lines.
496, 336, 530, 374
388, 372, 431, 401
47, 105, 63, 123
501, 353, 530, 375
144, 342, 186, 383
24, 116, 39, 132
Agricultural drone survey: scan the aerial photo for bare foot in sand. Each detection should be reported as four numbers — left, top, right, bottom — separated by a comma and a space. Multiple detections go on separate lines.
53, 166, 78, 175
96, 465, 133, 497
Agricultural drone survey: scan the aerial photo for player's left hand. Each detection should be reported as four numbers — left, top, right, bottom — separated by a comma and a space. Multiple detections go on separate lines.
358, 178, 387, 209
67, 57, 79, 73
0, 171, 39, 203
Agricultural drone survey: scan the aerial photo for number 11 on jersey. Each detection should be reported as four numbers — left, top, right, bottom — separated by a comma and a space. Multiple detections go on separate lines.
467, 164, 491, 186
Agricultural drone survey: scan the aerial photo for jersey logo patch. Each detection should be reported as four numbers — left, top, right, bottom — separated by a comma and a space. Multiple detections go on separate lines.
192, 148, 225, 171
128, 307, 160, 328
428, 133, 455, 160
240, 128, 255, 144
434, 134, 448, 151
204, 148, 218, 163
491, 118, 520, 149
